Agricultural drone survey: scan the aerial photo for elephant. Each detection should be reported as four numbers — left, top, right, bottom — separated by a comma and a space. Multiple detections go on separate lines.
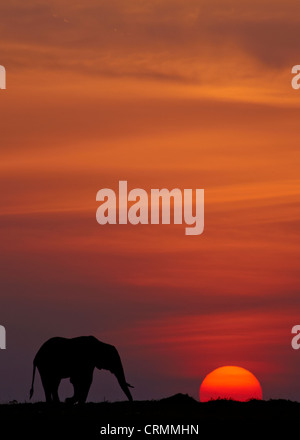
29, 336, 134, 404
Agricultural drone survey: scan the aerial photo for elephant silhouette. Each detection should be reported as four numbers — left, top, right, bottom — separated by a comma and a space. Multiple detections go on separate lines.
29, 336, 134, 404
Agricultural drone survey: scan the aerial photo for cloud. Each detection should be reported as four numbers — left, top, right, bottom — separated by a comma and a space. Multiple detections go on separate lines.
1, 0, 300, 84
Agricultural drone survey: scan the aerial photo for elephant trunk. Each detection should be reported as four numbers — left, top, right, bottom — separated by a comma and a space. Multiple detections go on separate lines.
114, 358, 134, 401
117, 375, 133, 402
99, 343, 134, 401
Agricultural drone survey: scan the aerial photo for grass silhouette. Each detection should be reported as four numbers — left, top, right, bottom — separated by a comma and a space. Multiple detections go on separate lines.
0, 394, 299, 439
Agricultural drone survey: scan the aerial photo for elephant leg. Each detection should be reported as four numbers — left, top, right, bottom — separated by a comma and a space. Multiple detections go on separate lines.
67, 373, 93, 404
39, 371, 61, 403
65, 376, 79, 404
51, 378, 61, 403
40, 374, 53, 403
77, 375, 93, 404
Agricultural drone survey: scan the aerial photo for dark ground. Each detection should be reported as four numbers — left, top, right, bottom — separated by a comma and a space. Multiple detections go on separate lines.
0, 394, 299, 438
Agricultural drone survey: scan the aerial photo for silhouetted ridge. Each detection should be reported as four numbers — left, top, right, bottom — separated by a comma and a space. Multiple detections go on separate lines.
160, 393, 197, 404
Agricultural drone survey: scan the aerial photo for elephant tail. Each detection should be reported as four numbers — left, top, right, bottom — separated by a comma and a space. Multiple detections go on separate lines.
29, 363, 36, 400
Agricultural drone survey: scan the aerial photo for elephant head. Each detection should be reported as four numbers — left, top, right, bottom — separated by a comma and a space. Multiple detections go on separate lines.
95, 342, 134, 402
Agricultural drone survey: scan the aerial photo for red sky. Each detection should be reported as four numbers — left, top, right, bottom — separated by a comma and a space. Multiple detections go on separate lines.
0, 0, 300, 402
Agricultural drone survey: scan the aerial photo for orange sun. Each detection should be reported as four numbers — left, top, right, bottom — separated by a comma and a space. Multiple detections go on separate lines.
199, 366, 263, 402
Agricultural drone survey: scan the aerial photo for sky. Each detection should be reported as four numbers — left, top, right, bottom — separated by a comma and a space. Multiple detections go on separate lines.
0, 0, 300, 403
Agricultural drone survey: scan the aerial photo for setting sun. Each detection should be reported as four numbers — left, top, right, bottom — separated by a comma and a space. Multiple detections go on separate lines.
199, 366, 263, 402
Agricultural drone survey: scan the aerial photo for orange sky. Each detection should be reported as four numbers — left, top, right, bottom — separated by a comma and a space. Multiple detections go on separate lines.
0, 0, 300, 402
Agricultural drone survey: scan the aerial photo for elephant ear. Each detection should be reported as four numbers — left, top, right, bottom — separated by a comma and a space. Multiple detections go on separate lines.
95, 342, 134, 401
100, 344, 117, 369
